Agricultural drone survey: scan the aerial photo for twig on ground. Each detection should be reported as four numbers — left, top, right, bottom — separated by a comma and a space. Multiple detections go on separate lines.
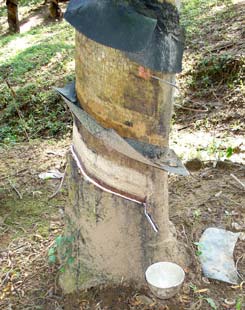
49, 164, 67, 199
54, 265, 65, 294
30, 240, 55, 264
0, 169, 28, 182
8, 179, 23, 199
180, 224, 196, 255
10, 222, 28, 234
11, 244, 29, 254
5, 79, 30, 142
206, 41, 244, 54
0, 268, 13, 288
174, 102, 209, 112
190, 299, 203, 310
209, 193, 242, 208
222, 195, 242, 207
230, 174, 245, 190
235, 254, 244, 281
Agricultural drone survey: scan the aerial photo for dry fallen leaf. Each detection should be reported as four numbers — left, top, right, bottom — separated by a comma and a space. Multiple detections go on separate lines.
194, 288, 209, 294
179, 294, 191, 303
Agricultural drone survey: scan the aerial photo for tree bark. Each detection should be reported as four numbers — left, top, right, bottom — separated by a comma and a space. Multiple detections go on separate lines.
59, 0, 188, 294
75, 31, 174, 147
48, 0, 63, 19
6, 0, 20, 33
60, 153, 188, 293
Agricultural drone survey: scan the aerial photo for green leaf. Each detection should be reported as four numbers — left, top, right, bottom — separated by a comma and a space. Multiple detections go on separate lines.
48, 254, 56, 264
65, 235, 75, 243
55, 235, 64, 247
226, 147, 233, 158
189, 283, 197, 292
236, 298, 242, 310
204, 297, 217, 310
60, 266, 65, 273
67, 257, 75, 265
48, 247, 55, 256
196, 250, 202, 256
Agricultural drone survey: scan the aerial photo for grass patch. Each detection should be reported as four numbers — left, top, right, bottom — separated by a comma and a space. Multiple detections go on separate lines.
180, 0, 234, 44
0, 20, 74, 143
188, 53, 244, 93
179, 0, 244, 111
1, 194, 61, 237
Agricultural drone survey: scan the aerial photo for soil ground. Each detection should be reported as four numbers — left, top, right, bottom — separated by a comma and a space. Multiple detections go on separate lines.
0, 139, 244, 310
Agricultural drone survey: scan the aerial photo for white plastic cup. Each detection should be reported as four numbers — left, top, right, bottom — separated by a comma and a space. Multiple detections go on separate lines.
145, 262, 185, 299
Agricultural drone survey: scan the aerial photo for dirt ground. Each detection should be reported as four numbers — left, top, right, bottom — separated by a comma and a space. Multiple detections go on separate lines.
0, 137, 244, 310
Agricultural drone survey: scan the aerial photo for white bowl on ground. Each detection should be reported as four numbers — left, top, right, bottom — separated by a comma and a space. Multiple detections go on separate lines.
145, 262, 185, 299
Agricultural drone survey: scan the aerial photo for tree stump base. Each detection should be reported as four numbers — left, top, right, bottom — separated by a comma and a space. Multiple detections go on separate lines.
59, 153, 189, 294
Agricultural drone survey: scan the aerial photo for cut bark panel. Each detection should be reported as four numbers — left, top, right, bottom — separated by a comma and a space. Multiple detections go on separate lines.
75, 32, 175, 147
72, 121, 152, 202
54, 89, 189, 184
59, 153, 188, 293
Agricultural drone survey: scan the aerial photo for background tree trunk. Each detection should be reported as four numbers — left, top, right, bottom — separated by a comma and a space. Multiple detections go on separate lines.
48, 0, 63, 20
6, 0, 20, 33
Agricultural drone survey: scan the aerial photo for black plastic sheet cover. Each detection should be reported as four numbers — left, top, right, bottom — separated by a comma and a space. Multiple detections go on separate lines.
125, 1, 184, 72
64, 0, 184, 73
64, 0, 157, 53
125, 26, 184, 72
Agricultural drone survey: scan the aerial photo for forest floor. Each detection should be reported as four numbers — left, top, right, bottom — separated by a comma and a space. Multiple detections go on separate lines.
0, 140, 244, 310
0, 0, 245, 309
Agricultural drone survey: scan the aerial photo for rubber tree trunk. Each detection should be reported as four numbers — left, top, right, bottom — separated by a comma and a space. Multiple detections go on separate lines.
6, 0, 20, 33
59, 0, 188, 294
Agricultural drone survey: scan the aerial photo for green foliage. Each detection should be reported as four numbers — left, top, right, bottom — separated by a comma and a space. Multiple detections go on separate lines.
206, 139, 236, 161
48, 247, 57, 264
181, 0, 234, 41
226, 146, 233, 158
19, 0, 44, 6
189, 283, 198, 292
193, 242, 203, 256
0, 20, 74, 143
203, 297, 217, 310
189, 54, 244, 91
48, 235, 75, 272
193, 208, 201, 219
236, 297, 243, 310
190, 284, 218, 309
0, 193, 61, 237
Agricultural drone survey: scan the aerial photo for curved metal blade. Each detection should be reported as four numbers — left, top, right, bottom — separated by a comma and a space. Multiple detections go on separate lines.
55, 83, 189, 176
